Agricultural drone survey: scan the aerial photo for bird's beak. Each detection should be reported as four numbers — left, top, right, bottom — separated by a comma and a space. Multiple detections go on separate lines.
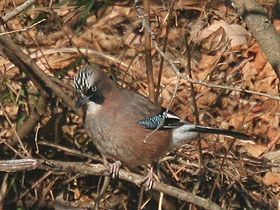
75, 95, 90, 108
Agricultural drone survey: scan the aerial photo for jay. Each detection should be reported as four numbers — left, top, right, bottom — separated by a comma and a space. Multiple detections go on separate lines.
74, 64, 251, 181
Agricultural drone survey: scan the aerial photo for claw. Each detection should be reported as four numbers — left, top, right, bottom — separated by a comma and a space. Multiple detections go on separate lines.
109, 161, 121, 179
142, 167, 154, 191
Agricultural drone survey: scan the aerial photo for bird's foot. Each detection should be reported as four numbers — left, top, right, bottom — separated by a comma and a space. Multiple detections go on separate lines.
109, 161, 121, 179
142, 167, 154, 191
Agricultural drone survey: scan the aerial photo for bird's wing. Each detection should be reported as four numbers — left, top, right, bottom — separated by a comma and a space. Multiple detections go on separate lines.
138, 108, 253, 141
138, 108, 184, 129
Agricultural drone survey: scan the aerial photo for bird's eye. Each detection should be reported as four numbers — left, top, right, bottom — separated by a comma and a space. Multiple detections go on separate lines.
91, 85, 97, 92
86, 85, 97, 96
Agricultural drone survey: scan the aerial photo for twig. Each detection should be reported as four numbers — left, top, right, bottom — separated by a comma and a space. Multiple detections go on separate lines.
134, 0, 182, 142
134, 0, 280, 105
4, 47, 139, 75
155, 1, 175, 103
158, 192, 163, 210
138, 186, 145, 210
140, 196, 152, 209
19, 171, 53, 200
0, 103, 28, 156
95, 176, 110, 210
185, 77, 280, 100
0, 158, 37, 171
0, 35, 80, 115
1, 0, 36, 22
141, 0, 156, 102
50, 76, 74, 91
0, 159, 225, 210
184, 35, 203, 166
209, 138, 236, 199
16, 96, 48, 142
9, 46, 280, 101
38, 141, 102, 162
154, 39, 280, 100
0, 19, 46, 36
133, 0, 277, 144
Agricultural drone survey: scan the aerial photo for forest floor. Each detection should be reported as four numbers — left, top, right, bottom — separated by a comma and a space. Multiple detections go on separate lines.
0, 0, 279, 209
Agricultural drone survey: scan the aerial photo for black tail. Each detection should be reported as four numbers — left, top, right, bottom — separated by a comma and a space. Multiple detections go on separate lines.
189, 125, 252, 140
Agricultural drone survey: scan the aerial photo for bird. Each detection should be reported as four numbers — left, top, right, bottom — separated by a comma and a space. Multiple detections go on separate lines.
74, 64, 252, 183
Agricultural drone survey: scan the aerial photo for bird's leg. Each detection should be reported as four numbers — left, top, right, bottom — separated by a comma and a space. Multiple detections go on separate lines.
109, 160, 122, 179
142, 165, 154, 191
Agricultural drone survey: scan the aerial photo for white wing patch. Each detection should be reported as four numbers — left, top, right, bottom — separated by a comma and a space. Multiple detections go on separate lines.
165, 111, 181, 120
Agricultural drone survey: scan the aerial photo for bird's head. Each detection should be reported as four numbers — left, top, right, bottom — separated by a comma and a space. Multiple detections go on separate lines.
74, 64, 111, 108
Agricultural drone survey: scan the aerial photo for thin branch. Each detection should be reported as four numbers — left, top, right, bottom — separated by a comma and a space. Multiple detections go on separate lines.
38, 141, 102, 162
16, 95, 48, 141
185, 35, 203, 166
1, 0, 36, 22
154, 41, 280, 100
6, 47, 280, 101
0, 138, 26, 159
0, 103, 28, 156
155, 1, 176, 103
0, 19, 46, 36
141, 0, 156, 102
0, 159, 225, 210
134, 0, 280, 103
0, 35, 81, 115
186, 77, 280, 100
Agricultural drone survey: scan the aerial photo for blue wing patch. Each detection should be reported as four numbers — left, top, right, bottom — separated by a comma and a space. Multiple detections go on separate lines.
138, 113, 164, 129
138, 108, 182, 129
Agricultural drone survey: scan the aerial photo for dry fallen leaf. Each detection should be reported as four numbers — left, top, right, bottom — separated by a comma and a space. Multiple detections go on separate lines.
175, 0, 204, 10
197, 20, 249, 51
245, 144, 268, 157
201, 26, 228, 53
262, 150, 280, 164
263, 172, 280, 186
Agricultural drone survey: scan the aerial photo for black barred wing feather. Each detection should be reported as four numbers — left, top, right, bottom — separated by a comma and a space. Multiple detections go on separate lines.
138, 108, 183, 129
